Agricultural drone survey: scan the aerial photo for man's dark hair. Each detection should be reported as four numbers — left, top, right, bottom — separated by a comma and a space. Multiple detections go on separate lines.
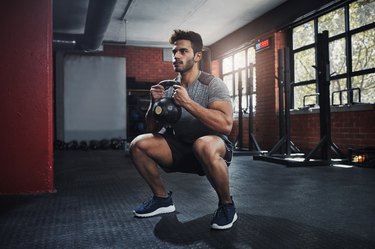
169, 29, 203, 54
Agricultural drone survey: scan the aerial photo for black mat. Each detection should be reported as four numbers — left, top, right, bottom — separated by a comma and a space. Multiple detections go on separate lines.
1, 150, 375, 249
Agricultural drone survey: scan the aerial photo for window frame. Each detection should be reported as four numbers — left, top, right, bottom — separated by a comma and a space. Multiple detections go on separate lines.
289, 0, 375, 109
221, 46, 256, 114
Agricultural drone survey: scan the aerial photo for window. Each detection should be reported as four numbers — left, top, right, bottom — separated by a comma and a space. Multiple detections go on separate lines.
222, 47, 256, 113
291, 0, 375, 108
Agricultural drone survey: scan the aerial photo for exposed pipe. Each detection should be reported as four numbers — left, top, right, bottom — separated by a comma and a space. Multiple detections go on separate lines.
80, 0, 118, 51
121, 0, 135, 21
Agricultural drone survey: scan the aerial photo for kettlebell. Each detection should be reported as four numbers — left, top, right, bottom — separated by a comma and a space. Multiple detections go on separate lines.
152, 80, 182, 124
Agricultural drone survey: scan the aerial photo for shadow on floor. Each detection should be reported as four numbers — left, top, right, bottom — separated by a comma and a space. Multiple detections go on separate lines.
154, 212, 375, 249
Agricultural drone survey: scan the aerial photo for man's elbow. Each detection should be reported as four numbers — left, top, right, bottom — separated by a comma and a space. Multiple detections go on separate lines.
223, 121, 233, 136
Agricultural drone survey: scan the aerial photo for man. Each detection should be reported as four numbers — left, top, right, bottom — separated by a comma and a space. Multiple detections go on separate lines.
129, 30, 237, 229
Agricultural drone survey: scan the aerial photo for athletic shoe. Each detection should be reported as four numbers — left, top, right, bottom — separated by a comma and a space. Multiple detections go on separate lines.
133, 192, 175, 218
211, 200, 238, 229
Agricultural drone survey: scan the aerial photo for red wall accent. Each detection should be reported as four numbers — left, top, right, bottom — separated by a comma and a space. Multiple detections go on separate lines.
103, 45, 177, 83
0, 1, 54, 194
291, 111, 375, 153
253, 32, 279, 149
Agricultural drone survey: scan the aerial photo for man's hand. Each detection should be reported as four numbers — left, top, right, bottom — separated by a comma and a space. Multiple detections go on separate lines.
171, 85, 191, 107
150, 84, 165, 103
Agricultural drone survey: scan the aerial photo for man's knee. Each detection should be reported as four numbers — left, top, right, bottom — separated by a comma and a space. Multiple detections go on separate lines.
129, 134, 153, 155
194, 137, 210, 155
193, 136, 224, 161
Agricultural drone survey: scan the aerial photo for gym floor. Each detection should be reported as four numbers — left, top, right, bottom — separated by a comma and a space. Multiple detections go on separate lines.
1, 150, 375, 249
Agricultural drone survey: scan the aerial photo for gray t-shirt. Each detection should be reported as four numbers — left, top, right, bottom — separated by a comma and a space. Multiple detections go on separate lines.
164, 71, 232, 143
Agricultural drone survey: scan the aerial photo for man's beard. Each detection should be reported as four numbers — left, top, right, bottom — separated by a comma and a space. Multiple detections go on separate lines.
174, 57, 195, 73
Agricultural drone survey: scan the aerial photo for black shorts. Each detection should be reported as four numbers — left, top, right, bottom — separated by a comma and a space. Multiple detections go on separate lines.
158, 133, 233, 176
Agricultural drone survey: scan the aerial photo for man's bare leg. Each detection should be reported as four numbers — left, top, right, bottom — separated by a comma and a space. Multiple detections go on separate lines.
193, 136, 232, 204
129, 133, 173, 198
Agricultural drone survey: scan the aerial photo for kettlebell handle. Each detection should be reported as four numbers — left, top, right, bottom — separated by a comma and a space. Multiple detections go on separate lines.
158, 80, 180, 90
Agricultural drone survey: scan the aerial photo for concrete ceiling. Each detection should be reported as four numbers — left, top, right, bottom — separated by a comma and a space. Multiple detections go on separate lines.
53, 0, 287, 49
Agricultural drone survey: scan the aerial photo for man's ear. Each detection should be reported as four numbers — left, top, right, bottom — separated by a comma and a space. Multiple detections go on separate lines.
194, 51, 202, 62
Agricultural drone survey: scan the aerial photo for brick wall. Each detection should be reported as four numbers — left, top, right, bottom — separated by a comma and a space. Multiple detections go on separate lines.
102, 45, 176, 83
291, 110, 375, 154
253, 32, 280, 149
211, 59, 220, 78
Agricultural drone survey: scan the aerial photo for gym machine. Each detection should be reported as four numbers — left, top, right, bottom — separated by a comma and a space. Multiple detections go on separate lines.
254, 31, 347, 166
235, 65, 263, 155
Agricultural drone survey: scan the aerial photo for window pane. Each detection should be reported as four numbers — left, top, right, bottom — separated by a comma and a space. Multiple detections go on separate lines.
248, 66, 256, 92
350, 0, 375, 30
222, 56, 232, 74
330, 38, 346, 75
331, 78, 348, 105
352, 28, 375, 72
294, 48, 316, 82
253, 68, 257, 92
234, 51, 246, 70
234, 70, 247, 96
233, 96, 239, 113
251, 94, 257, 113
247, 47, 256, 65
233, 96, 248, 113
352, 73, 375, 104
294, 84, 317, 108
223, 74, 233, 96
234, 70, 247, 113
318, 8, 345, 37
293, 20, 315, 49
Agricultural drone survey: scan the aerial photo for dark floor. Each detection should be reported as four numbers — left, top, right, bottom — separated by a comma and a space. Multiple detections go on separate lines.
1, 150, 375, 249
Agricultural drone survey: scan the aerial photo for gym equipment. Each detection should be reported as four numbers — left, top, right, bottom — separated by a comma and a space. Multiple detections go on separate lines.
66, 140, 79, 150
152, 80, 181, 124
100, 139, 111, 150
152, 97, 181, 124
158, 79, 179, 90
247, 63, 264, 154
263, 48, 301, 157
79, 141, 89, 151
234, 67, 264, 155
331, 88, 361, 106
89, 140, 100, 150
254, 31, 347, 167
111, 138, 124, 150
55, 140, 65, 150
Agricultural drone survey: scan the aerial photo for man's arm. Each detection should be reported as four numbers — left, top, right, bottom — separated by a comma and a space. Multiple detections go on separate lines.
145, 84, 165, 132
184, 100, 233, 135
172, 85, 233, 135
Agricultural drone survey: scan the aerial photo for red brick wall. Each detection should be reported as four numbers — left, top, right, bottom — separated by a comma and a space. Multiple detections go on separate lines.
253, 32, 280, 149
103, 45, 176, 83
211, 59, 220, 78
291, 111, 375, 154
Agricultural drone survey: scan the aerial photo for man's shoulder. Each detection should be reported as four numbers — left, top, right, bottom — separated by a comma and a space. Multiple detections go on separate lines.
198, 71, 216, 86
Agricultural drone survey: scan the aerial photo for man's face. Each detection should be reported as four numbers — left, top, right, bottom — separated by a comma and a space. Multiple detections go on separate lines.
172, 40, 197, 73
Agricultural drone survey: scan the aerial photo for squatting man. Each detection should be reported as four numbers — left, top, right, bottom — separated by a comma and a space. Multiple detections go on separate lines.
129, 29, 237, 229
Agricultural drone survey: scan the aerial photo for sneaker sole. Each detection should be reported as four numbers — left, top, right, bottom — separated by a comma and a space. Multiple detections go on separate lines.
211, 213, 238, 230
133, 205, 176, 218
